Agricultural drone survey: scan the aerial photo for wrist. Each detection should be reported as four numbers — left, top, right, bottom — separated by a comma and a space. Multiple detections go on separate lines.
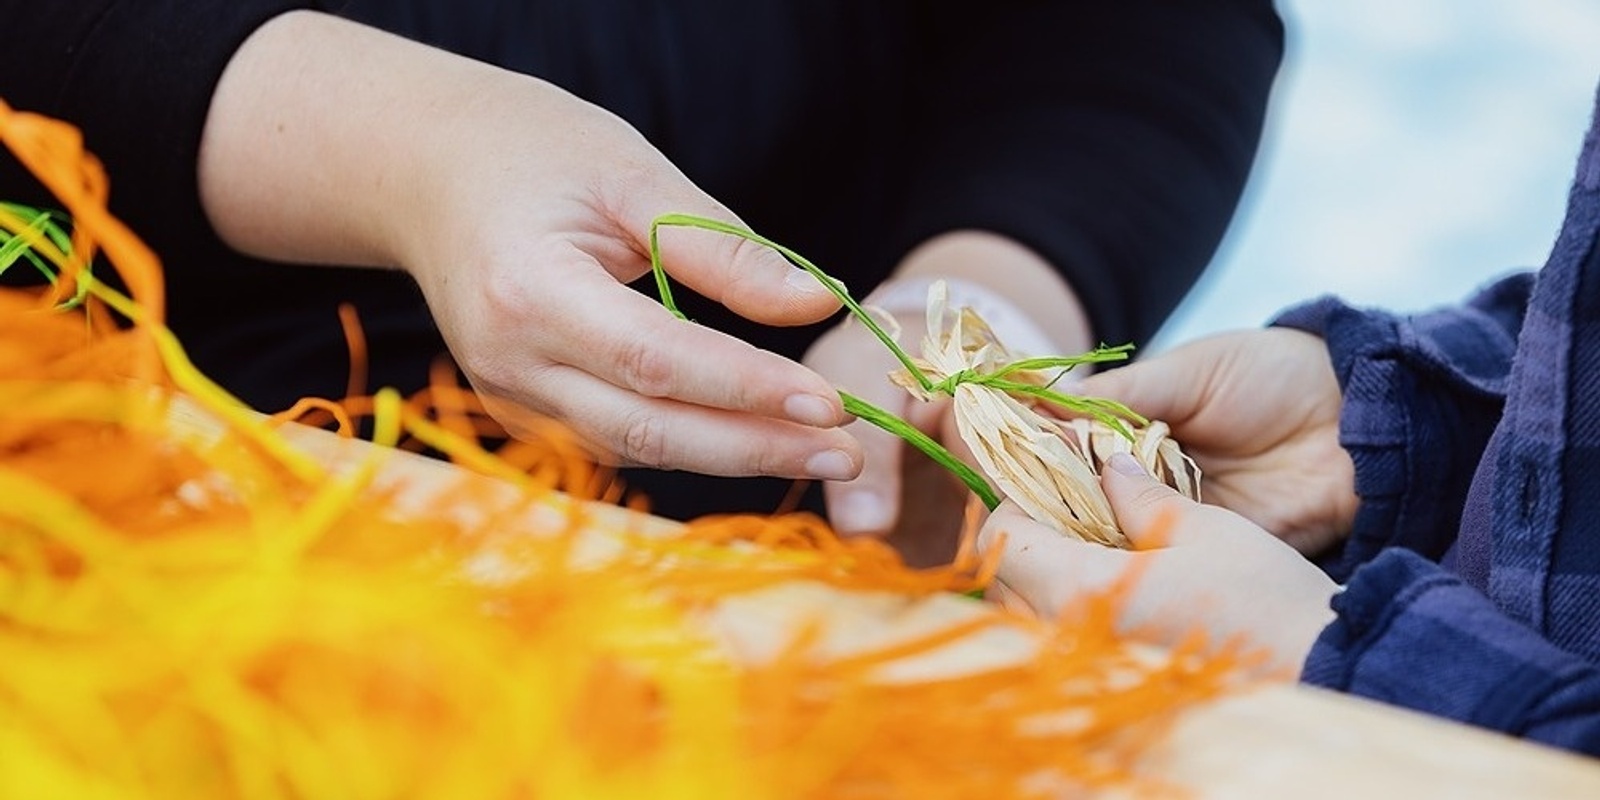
885, 231, 1094, 356
199, 11, 486, 273
864, 275, 1062, 359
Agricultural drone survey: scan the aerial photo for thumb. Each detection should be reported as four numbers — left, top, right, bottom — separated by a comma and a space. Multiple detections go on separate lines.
626, 184, 842, 326
1101, 452, 1199, 549
1078, 356, 1196, 427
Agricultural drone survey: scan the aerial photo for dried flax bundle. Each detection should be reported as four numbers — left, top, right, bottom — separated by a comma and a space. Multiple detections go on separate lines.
889, 282, 1200, 548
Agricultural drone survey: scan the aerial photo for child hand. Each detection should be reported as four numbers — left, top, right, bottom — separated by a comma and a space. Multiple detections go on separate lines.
1077, 328, 1357, 555
979, 452, 1339, 675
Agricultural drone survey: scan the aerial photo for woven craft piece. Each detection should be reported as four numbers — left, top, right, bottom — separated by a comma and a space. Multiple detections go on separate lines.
890, 281, 1201, 548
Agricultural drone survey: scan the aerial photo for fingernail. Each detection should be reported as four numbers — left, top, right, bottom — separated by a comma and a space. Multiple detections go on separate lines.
834, 490, 893, 532
785, 393, 840, 427
805, 449, 858, 481
786, 268, 835, 294
1107, 452, 1146, 477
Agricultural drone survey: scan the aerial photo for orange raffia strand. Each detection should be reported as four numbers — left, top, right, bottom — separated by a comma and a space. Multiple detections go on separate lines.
0, 103, 1254, 799
0, 100, 325, 483
0, 99, 154, 348
268, 396, 357, 437
426, 355, 476, 442
337, 301, 368, 400
672, 512, 999, 597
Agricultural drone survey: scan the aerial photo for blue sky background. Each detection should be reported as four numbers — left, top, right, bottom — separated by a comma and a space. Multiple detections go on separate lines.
1153, 0, 1600, 350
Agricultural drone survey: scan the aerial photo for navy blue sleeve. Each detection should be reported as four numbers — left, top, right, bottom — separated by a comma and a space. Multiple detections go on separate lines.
893, 1, 1284, 347
1272, 273, 1533, 581
1304, 548, 1600, 754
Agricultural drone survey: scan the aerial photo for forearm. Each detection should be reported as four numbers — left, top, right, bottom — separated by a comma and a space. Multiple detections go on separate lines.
876, 231, 1093, 357
893, 0, 1283, 347
1273, 274, 1531, 578
1305, 549, 1600, 755
0, 1, 309, 268
202, 9, 661, 281
199, 10, 479, 270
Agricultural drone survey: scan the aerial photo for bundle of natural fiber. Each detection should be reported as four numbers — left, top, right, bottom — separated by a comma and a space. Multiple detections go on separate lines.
891, 281, 1201, 548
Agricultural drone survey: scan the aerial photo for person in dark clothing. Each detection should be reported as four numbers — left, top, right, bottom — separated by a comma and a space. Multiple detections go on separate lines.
980, 81, 1600, 756
0, 2, 1284, 538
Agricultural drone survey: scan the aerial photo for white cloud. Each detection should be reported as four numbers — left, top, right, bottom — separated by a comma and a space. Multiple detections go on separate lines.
1155, 0, 1600, 350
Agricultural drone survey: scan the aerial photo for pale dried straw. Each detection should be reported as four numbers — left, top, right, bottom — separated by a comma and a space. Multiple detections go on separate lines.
883, 281, 1200, 548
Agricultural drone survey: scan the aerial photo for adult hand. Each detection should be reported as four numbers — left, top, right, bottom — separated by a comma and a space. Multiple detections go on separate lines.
805, 231, 1092, 557
804, 301, 970, 564
1078, 328, 1357, 555
979, 453, 1339, 675
198, 11, 862, 479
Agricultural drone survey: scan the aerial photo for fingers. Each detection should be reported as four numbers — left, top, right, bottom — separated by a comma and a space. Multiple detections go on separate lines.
1079, 330, 1311, 433
657, 224, 844, 326
975, 501, 1123, 617
490, 361, 863, 479
984, 578, 1036, 617
809, 324, 912, 536
613, 176, 843, 327
1099, 452, 1203, 549
824, 419, 906, 535
1077, 351, 1204, 427
526, 269, 850, 428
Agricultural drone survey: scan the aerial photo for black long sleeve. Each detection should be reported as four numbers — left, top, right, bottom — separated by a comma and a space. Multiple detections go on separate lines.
0, 1, 312, 281
895, 1, 1283, 347
0, 1, 1283, 520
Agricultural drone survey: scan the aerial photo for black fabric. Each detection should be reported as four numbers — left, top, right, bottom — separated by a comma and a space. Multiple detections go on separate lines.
0, 0, 1283, 520
0, 1, 309, 298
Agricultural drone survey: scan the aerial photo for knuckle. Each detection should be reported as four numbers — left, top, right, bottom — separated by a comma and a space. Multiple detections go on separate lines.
616, 335, 676, 397
1131, 482, 1182, 514
619, 410, 670, 467
716, 241, 759, 298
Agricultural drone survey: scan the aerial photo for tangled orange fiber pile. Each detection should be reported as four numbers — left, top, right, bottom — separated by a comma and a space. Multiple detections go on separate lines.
0, 99, 1250, 799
